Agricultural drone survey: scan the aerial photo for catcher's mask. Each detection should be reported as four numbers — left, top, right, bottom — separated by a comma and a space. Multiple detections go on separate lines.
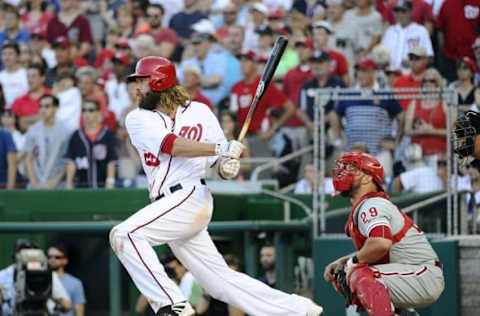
453, 111, 479, 159
332, 152, 384, 193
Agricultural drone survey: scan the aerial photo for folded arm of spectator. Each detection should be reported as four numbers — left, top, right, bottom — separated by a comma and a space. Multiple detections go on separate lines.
65, 161, 76, 189
7, 152, 16, 190
25, 152, 38, 188
201, 74, 222, 89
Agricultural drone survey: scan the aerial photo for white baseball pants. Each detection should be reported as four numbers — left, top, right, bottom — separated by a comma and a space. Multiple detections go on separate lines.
109, 182, 310, 315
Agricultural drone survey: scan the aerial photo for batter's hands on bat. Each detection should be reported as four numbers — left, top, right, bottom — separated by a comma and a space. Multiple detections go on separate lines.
218, 157, 241, 179
215, 140, 245, 159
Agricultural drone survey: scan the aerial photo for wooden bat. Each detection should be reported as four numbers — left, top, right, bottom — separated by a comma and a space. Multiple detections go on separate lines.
237, 36, 289, 142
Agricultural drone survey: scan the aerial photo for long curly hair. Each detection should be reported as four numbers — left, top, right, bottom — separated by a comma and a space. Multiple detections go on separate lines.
139, 85, 191, 114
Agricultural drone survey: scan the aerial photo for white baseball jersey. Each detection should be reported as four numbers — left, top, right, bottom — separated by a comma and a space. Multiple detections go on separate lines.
354, 197, 439, 265
381, 23, 433, 70
125, 102, 225, 201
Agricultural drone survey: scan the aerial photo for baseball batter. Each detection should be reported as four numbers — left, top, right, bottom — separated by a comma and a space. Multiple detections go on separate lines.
324, 152, 444, 316
108, 56, 323, 316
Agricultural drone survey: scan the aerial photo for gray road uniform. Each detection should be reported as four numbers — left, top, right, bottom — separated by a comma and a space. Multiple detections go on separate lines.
348, 193, 445, 308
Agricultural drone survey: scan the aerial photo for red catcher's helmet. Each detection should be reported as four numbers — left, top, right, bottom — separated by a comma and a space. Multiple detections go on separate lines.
127, 56, 177, 92
332, 152, 384, 193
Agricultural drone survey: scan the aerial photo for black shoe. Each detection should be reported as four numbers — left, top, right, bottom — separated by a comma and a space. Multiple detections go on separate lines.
156, 301, 195, 316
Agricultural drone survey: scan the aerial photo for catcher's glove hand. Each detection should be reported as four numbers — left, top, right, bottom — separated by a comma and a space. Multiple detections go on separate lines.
333, 267, 353, 305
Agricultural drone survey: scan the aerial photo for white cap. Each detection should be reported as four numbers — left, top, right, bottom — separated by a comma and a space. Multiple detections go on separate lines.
326, 0, 343, 6
251, 2, 268, 15
128, 34, 155, 57
183, 64, 202, 77
191, 19, 216, 35
313, 20, 333, 34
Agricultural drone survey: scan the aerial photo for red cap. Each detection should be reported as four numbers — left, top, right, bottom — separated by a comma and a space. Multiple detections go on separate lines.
356, 58, 377, 71
295, 37, 314, 50
268, 8, 285, 19
31, 26, 46, 39
238, 50, 257, 61
52, 36, 70, 49
113, 52, 131, 65
115, 37, 130, 49
459, 56, 477, 73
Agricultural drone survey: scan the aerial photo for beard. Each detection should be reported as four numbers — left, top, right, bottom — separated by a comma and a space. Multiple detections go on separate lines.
139, 91, 161, 111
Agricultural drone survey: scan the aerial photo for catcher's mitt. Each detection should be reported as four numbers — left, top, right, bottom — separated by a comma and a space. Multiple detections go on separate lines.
333, 267, 353, 305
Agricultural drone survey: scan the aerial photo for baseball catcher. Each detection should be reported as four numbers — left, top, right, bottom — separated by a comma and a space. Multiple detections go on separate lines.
324, 152, 445, 316
453, 110, 480, 167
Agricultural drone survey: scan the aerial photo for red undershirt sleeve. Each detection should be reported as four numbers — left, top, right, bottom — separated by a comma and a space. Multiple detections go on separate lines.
160, 133, 178, 155
369, 225, 393, 240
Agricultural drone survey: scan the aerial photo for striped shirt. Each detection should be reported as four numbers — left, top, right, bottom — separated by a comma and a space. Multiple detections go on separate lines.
336, 91, 402, 154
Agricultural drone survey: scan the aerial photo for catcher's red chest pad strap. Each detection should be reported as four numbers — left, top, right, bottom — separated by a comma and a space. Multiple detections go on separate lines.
345, 192, 419, 255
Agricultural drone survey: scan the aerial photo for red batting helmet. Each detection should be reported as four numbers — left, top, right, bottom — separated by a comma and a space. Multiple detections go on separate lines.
127, 56, 177, 92
332, 152, 384, 193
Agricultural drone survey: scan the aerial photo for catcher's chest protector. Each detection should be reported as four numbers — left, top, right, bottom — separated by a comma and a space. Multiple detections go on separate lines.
345, 192, 417, 261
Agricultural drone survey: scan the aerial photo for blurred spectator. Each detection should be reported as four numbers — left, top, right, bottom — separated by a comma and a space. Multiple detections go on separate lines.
312, 21, 350, 85
0, 42, 29, 108
24, 94, 70, 189
392, 46, 430, 110
298, 51, 345, 141
1, 110, 24, 153
105, 52, 132, 119
379, 0, 434, 30
169, 0, 208, 40
294, 163, 335, 195
128, 33, 156, 59
258, 244, 276, 288
182, 64, 213, 109
448, 56, 480, 111
30, 27, 57, 69
114, 5, 136, 38
282, 38, 314, 151
54, 72, 82, 132
404, 68, 447, 164
196, 254, 246, 316
47, 243, 86, 316
343, 0, 383, 59
11, 63, 50, 133
326, 0, 355, 71
76, 66, 116, 130
216, 2, 240, 41
82, 0, 109, 48
472, 37, 480, 85
180, 28, 239, 107
243, 2, 268, 52
162, 254, 203, 310
334, 58, 403, 154
230, 50, 295, 152
0, 127, 16, 189
437, 0, 480, 82
20, 0, 55, 33
46, 0, 93, 58
0, 9, 31, 48
145, 3, 179, 59
46, 36, 88, 87
65, 99, 117, 189
392, 143, 444, 193
222, 25, 245, 56
381, 0, 433, 71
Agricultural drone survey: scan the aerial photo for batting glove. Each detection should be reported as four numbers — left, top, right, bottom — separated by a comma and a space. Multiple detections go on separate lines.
215, 140, 244, 159
218, 158, 241, 179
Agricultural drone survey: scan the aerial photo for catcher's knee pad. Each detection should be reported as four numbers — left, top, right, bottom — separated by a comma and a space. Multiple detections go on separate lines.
349, 266, 393, 316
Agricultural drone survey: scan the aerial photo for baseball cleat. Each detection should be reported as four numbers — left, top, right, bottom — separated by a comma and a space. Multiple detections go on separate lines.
156, 301, 195, 316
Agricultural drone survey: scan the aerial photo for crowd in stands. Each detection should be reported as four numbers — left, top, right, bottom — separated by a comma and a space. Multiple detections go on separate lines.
1, 0, 480, 199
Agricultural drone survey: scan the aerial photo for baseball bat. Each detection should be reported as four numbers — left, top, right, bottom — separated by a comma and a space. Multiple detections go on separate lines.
237, 36, 289, 142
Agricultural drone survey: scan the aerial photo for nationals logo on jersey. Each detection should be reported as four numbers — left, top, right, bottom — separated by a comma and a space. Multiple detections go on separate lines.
144, 152, 160, 167
179, 124, 203, 141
